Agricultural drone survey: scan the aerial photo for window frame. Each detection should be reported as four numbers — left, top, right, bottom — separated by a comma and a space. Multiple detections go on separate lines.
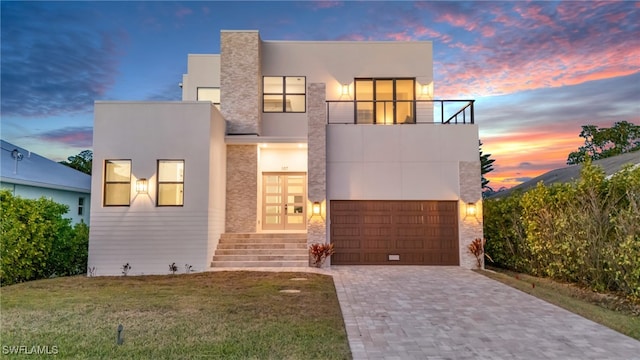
156, 159, 185, 207
78, 197, 85, 216
262, 76, 306, 113
354, 77, 416, 124
103, 159, 131, 207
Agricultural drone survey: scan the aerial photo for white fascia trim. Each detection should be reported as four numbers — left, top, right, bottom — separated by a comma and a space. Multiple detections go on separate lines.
1, 177, 91, 194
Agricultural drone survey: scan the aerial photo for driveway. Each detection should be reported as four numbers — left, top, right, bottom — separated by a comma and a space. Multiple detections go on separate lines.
331, 266, 640, 360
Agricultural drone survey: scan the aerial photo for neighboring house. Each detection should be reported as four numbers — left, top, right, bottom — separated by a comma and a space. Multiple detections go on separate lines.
89, 30, 483, 275
0, 140, 91, 225
490, 151, 640, 199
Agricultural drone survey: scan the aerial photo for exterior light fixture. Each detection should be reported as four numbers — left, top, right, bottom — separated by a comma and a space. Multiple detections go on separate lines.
136, 178, 148, 194
312, 201, 321, 216
466, 202, 477, 217
421, 84, 431, 96
342, 84, 350, 96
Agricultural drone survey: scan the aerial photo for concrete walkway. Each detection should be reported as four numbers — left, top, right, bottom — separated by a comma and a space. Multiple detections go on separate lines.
331, 266, 640, 360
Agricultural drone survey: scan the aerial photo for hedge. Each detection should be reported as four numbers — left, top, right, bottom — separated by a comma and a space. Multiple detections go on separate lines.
0, 190, 89, 286
484, 160, 640, 299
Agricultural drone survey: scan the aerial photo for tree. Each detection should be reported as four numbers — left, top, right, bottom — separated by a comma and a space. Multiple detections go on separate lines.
60, 150, 92, 175
480, 140, 496, 193
566, 121, 640, 165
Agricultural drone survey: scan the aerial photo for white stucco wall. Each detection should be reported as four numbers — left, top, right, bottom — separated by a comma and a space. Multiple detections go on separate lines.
89, 101, 226, 276
327, 124, 480, 200
260, 41, 434, 138
181, 54, 221, 101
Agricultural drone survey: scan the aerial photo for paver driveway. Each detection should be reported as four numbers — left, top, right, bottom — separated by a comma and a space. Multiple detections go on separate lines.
331, 266, 640, 360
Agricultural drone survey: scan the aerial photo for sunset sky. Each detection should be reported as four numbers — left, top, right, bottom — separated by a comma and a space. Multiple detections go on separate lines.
2, 1, 638, 190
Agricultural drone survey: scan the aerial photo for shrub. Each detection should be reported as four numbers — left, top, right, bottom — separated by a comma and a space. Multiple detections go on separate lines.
309, 243, 335, 267
0, 190, 89, 286
483, 161, 640, 299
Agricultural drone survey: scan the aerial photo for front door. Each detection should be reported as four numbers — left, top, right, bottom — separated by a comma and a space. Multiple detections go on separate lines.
262, 173, 306, 230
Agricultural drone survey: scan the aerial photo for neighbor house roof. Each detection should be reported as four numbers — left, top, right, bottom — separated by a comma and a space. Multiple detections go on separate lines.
0, 140, 91, 193
491, 151, 640, 199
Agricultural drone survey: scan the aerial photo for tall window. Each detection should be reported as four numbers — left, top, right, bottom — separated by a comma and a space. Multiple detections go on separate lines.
78, 197, 85, 216
355, 78, 415, 124
263, 76, 306, 113
157, 160, 184, 206
104, 160, 131, 206
197, 87, 220, 110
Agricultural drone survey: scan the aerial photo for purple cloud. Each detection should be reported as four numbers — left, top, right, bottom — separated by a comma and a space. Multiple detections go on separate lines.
36, 126, 93, 148
1, 2, 125, 118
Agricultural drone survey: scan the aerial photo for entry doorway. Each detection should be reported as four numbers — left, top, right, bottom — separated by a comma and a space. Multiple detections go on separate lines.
262, 173, 306, 230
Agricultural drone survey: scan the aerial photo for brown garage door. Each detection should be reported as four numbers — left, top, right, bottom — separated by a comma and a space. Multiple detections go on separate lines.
330, 200, 459, 265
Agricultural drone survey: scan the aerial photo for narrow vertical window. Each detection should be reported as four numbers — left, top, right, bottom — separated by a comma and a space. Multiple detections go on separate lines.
104, 160, 131, 206
78, 197, 85, 216
157, 160, 184, 206
263, 76, 306, 113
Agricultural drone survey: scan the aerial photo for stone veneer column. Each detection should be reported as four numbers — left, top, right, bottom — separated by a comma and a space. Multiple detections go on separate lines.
459, 161, 484, 269
220, 31, 262, 135
307, 84, 328, 263
226, 145, 257, 233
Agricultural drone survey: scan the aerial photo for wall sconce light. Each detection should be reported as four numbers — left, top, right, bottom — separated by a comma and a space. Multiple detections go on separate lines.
421, 84, 431, 97
466, 202, 477, 217
312, 201, 321, 216
341, 84, 350, 96
136, 178, 148, 194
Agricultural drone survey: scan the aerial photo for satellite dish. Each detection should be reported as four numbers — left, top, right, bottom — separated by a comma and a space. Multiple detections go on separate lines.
11, 149, 23, 161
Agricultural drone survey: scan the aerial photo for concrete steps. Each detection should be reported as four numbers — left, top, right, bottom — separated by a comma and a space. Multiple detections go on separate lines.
211, 233, 308, 268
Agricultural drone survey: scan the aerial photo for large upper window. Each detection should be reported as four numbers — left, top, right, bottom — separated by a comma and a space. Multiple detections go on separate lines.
263, 76, 306, 113
197, 87, 220, 110
157, 160, 184, 206
104, 160, 131, 206
355, 78, 415, 124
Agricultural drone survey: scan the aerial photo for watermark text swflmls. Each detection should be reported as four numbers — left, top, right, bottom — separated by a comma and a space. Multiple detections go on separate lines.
2, 345, 59, 355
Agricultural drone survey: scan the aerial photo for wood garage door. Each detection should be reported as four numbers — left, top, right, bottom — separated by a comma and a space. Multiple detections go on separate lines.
330, 200, 459, 265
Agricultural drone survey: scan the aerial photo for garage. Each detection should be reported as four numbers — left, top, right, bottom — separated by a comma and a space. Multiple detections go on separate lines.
330, 200, 459, 265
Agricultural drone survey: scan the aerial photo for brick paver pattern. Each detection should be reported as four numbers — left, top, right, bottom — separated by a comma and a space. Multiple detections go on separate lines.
332, 266, 640, 360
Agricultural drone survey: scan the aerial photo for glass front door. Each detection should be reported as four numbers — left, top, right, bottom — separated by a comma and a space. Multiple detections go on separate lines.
262, 173, 306, 230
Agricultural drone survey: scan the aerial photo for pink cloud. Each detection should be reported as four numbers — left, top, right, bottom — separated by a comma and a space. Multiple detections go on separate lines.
175, 7, 193, 19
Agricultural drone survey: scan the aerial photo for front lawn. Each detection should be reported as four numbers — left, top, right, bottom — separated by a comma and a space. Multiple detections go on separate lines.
478, 268, 640, 341
0, 272, 351, 359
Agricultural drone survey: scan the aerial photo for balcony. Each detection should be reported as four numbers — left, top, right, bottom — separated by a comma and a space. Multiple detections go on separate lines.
326, 100, 474, 125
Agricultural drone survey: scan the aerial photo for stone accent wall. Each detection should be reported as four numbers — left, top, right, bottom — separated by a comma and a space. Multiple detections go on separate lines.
458, 161, 484, 269
220, 31, 262, 135
307, 83, 328, 261
226, 145, 258, 233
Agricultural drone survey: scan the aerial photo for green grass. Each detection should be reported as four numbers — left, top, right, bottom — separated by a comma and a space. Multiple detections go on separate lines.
477, 268, 640, 341
0, 272, 352, 359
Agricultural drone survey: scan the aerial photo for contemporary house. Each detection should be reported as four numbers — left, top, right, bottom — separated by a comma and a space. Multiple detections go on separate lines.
1, 140, 91, 225
88, 30, 483, 275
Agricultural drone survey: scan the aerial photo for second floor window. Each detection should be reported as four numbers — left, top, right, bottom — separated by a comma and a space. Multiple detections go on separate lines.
355, 78, 415, 124
197, 87, 220, 110
104, 160, 131, 206
157, 160, 184, 206
263, 76, 306, 113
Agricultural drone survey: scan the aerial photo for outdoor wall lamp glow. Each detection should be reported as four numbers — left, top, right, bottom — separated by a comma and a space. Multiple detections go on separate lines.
466, 202, 477, 217
312, 201, 321, 216
421, 84, 431, 96
136, 178, 148, 194
341, 84, 350, 96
